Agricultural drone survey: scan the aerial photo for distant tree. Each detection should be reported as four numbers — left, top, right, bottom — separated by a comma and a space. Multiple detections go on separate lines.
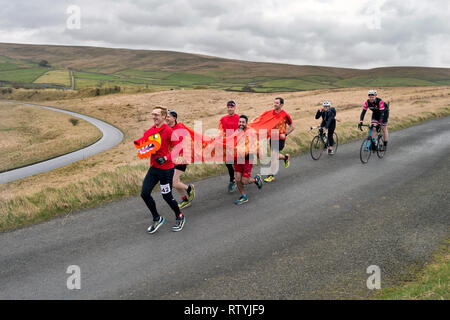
242, 85, 255, 92
69, 118, 79, 126
38, 60, 50, 67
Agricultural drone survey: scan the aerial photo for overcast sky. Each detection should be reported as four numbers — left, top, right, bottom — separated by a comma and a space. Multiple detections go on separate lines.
0, 0, 449, 69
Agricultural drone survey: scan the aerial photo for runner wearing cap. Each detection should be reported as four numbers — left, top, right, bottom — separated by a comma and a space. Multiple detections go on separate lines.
219, 100, 240, 192
166, 110, 195, 209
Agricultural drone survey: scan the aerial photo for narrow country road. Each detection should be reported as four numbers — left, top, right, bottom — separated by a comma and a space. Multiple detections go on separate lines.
0, 117, 448, 299
0, 100, 123, 184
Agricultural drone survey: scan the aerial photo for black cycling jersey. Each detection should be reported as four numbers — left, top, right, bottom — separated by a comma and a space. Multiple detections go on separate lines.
315, 107, 336, 129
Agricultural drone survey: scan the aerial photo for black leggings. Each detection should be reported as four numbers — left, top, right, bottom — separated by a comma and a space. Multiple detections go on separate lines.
141, 167, 181, 221
322, 120, 336, 147
226, 163, 235, 182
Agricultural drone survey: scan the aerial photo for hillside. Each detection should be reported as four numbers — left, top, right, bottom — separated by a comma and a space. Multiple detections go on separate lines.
1, 42, 450, 92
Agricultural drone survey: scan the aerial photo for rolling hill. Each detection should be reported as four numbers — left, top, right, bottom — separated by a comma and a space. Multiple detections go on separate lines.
0, 42, 449, 92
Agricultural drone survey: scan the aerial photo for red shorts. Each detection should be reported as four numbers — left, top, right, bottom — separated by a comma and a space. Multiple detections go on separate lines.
234, 161, 253, 178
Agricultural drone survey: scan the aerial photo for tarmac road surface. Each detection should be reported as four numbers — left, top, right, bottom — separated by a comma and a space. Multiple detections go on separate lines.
0, 116, 448, 299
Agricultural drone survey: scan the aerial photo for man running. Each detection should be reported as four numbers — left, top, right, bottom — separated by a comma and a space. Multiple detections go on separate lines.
264, 97, 294, 183
219, 100, 240, 192
234, 115, 263, 205
166, 110, 195, 209
136, 107, 185, 234
358, 90, 389, 150
315, 101, 337, 155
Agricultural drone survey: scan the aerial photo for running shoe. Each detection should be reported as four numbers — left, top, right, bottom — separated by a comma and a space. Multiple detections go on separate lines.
228, 180, 236, 193
187, 184, 195, 202
178, 198, 191, 209
147, 216, 165, 234
284, 154, 290, 168
254, 174, 263, 189
235, 195, 248, 205
264, 175, 275, 183
328, 149, 335, 155
172, 215, 186, 232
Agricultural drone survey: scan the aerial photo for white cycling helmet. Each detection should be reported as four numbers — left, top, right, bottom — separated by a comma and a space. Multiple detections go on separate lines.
323, 101, 331, 107
368, 90, 377, 96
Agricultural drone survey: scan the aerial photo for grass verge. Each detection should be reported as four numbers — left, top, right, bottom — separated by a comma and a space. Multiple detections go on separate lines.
373, 240, 449, 300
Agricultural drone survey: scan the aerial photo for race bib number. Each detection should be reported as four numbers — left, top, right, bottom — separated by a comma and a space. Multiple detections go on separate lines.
160, 183, 171, 194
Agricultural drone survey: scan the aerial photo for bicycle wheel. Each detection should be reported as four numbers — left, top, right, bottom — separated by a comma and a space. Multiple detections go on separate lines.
310, 135, 325, 160
360, 138, 372, 164
377, 135, 386, 159
332, 132, 338, 154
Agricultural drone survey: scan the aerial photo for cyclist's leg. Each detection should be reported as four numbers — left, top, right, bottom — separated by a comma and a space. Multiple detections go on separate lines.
327, 120, 336, 150
371, 111, 380, 140
382, 109, 389, 146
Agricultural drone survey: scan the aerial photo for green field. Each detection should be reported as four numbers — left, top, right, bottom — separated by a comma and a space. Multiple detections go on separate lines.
0, 67, 48, 84
1, 43, 449, 92
34, 69, 71, 87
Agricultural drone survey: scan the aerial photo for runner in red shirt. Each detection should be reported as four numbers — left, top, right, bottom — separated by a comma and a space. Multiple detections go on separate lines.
136, 107, 185, 234
264, 97, 295, 183
233, 115, 263, 205
219, 100, 240, 192
166, 110, 195, 209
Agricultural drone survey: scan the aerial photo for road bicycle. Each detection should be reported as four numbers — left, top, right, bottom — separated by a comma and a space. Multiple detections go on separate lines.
309, 126, 338, 160
359, 124, 386, 164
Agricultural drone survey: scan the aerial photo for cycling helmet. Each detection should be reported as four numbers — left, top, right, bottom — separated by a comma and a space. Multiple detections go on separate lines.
323, 101, 331, 107
227, 100, 236, 107
368, 90, 377, 96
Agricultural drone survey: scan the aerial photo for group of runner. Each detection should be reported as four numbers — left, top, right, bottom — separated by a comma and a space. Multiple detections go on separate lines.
139, 90, 389, 234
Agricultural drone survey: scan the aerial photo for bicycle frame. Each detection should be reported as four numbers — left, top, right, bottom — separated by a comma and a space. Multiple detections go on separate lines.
310, 126, 328, 147
361, 124, 380, 152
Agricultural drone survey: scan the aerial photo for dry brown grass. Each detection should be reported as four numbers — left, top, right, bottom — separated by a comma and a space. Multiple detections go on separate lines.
0, 101, 102, 172
1, 86, 449, 231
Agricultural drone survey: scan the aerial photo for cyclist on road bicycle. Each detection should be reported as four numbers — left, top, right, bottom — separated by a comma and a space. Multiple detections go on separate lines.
358, 90, 389, 150
315, 101, 337, 155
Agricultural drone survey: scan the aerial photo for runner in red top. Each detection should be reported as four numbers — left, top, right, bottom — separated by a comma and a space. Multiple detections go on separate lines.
264, 97, 295, 183
136, 107, 185, 234
219, 100, 240, 192
233, 115, 263, 205
166, 110, 195, 210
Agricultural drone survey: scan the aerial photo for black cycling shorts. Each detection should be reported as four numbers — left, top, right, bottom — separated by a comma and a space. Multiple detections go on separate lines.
371, 109, 389, 126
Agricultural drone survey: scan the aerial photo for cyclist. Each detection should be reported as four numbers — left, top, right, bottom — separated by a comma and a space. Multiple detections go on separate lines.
315, 101, 337, 155
358, 90, 389, 150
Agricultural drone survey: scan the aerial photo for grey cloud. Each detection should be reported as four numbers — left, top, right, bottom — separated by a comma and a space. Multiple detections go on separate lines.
0, 0, 448, 68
